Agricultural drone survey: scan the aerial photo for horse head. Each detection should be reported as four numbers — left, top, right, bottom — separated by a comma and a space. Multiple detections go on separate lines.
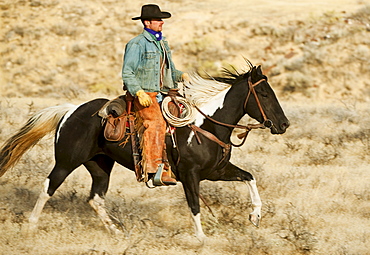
215, 64, 290, 134
185, 64, 289, 135
241, 65, 289, 134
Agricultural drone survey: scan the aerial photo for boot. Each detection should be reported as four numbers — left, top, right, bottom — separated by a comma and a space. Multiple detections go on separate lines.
160, 145, 177, 185
160, 171, 177, 185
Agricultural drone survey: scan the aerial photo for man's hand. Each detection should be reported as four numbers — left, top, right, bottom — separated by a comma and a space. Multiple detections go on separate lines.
136, 90, 152, 107
182, 73, 190, 82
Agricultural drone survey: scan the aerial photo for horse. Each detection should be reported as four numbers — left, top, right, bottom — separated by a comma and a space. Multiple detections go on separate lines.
0, 64, 289, 240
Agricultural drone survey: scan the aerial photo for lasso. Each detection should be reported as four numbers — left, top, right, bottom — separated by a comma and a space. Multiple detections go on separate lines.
161, 96, 197, 127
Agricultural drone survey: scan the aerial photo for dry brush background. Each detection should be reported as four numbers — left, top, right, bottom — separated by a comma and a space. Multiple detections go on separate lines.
1, 0, 370, 254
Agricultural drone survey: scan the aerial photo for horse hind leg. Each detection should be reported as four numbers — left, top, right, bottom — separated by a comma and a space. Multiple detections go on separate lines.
89, 194, 120, 235
29, 178, 51, 224
84, 155, 120, 235
28, 165, 76, 225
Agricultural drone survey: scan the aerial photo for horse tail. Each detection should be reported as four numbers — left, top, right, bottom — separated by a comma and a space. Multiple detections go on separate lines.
0, 103, 76, 177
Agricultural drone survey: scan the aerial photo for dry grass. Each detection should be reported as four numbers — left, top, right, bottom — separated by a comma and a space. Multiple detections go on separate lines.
1, 98, 369, 255
1, 0, 370, 254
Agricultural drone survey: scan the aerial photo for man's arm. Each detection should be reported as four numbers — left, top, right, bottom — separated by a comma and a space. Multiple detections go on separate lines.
122, 42, 143, 96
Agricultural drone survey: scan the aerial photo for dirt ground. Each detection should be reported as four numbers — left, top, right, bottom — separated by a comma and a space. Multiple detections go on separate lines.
1, 0, 370, 254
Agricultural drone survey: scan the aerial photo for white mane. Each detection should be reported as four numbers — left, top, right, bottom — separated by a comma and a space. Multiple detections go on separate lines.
183, 73, 231, 107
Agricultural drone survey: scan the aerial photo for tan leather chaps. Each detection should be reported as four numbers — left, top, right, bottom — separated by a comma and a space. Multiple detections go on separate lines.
134, 92, 166, 176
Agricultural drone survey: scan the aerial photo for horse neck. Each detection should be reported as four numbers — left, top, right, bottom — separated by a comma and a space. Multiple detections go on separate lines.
206, 84, 247, 142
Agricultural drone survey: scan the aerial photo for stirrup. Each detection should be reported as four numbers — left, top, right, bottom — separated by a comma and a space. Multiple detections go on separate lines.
153, 163, 165, 186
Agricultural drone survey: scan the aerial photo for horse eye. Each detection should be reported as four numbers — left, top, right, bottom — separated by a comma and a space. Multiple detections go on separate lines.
258, 88, 268, 97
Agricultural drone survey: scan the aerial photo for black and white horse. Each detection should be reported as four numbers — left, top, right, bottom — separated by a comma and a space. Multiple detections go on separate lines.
0, 65, 289, 240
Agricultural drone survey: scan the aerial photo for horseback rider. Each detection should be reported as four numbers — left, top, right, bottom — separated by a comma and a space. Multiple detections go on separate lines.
122, 4, 190, 186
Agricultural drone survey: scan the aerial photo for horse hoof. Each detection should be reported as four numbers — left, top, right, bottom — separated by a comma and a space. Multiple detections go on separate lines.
195, 232, 207, 243
249, 213, 260, 227
106, 223, 122, 235
109, 228, 122, 236
20, 222, 38, 237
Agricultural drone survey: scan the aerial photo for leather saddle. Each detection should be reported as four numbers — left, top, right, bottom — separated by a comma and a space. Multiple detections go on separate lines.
98, 95, 129, 142
99, 92, 181, 142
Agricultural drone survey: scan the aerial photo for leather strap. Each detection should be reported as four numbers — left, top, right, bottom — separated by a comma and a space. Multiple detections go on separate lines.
189, 124, 231, 166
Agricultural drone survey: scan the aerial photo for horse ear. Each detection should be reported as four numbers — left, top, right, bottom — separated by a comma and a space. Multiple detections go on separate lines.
256, 65, 263, 76
251, 66, 257, 80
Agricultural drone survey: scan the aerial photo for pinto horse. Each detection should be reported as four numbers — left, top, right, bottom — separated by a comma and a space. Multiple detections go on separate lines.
0, 65, 289, 240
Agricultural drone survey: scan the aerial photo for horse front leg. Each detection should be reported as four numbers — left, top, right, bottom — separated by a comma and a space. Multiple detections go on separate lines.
29, 164, 76, 225
180, 171, 206, 241
191, 209, 206, 241
206, 162, 262, 227
245, 179, 262, 227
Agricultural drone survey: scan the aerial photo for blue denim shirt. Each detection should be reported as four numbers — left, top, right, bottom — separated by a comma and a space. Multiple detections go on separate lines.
122, 30, 183, 96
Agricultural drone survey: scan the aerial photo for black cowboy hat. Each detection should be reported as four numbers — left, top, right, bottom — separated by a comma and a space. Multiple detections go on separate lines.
132, 4, 171, 20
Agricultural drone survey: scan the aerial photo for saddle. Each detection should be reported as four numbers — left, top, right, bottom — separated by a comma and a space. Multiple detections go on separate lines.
99, 92, 182, 143
98, 96, 128, 142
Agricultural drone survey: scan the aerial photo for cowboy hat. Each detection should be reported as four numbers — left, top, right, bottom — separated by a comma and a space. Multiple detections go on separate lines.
132, 4, 171, 20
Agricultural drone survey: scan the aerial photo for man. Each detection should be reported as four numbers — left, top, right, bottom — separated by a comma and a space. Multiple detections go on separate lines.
122, 4, 189, 186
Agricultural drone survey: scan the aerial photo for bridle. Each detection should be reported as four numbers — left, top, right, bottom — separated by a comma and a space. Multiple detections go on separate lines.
191, 76, 273, 147
244, 76, 273, 129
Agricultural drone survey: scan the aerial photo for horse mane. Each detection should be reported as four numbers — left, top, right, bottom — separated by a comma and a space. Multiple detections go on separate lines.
184, 61, 254, 106
216, 59, 254, 84
183, 74, 231, 106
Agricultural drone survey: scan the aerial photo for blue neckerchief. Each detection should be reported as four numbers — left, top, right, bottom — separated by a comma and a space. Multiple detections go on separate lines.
144, 28, 162, 41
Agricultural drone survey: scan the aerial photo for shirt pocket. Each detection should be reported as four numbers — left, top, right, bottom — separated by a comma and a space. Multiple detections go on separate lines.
143, 51, 156, 69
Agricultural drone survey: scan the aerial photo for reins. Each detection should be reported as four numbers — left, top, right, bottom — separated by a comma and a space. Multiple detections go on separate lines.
191, 77, 272, 147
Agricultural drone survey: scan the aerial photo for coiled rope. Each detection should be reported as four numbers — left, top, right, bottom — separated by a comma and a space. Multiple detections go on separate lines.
161, 96, 197, 127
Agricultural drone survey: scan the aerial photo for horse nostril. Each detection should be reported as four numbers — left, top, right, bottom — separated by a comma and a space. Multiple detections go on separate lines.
281, 121, 290, 130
